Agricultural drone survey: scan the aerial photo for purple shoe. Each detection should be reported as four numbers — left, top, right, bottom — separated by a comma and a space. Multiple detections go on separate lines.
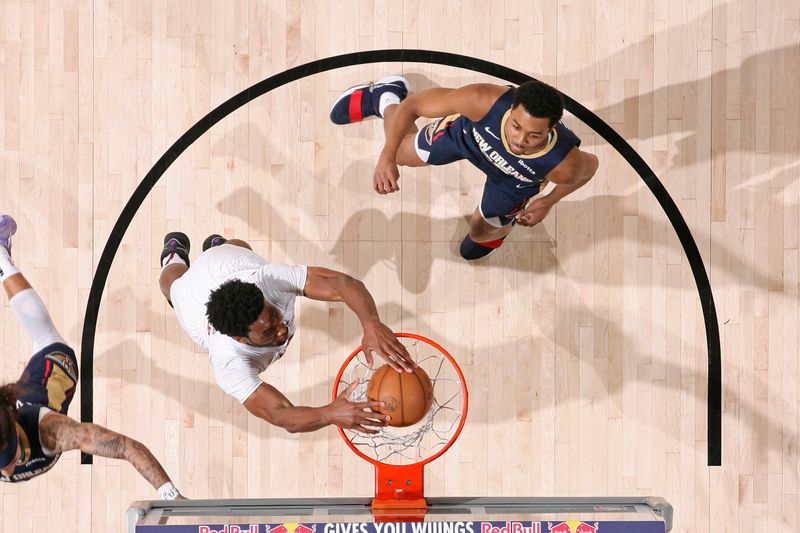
329, 75, 410, 125
160, 232, 191, 267
0, 215, 18, 254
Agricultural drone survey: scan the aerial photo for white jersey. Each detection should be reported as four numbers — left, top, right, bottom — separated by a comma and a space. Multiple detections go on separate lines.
169, 244, 308, 403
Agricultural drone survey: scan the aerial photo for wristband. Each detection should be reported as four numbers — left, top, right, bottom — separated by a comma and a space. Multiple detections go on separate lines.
157, 481, 180, 500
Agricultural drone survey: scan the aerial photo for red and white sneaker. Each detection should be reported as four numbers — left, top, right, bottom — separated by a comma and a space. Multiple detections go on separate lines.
329, 75, 410, 125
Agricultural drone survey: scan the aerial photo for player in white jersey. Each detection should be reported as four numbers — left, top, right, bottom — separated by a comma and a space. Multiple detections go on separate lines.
158, 232, 415, 434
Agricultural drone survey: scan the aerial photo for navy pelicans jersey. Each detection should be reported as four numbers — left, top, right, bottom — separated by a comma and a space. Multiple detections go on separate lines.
0, 342, 77, 483
422, 87, 581, 189
0, 404, 61, 482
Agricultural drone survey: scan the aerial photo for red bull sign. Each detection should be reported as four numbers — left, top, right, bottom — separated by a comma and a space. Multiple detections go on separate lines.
480, 522, 542, 533
546, 522, 599, 533
199, 526, 259, 533
269, 525, 316, 533
133, 519, 663, 533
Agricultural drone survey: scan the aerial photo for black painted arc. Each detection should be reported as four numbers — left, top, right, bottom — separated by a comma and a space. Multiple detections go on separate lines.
80, 49, 721, 466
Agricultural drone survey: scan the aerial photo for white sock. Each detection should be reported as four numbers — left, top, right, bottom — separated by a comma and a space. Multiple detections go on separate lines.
160, 254, 187, 270
0, 248, 20, 282
378, 93, 400, 117
9, 288, 66, 351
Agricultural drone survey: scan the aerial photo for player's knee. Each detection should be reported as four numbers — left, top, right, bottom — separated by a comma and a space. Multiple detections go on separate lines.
158, 275, 176, 301
585, 153, 599, 177
397, 135, 426, 167
470, 211, 503, 235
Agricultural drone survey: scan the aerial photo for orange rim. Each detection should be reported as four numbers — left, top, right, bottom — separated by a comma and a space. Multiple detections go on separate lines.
332, 332, 469, 467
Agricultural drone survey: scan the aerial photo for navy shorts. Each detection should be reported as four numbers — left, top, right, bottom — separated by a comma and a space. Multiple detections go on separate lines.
416, 116, 543, 227
16, 342, 78, 414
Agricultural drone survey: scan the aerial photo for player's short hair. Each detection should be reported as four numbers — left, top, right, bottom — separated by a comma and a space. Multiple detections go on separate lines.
512, 80, 564, 128
206, 279, 265, 338
0, 384, 19, 463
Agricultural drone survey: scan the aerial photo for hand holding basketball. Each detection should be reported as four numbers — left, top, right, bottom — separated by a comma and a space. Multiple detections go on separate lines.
328, 379, 390, 434
367, 365, 434, 427
360, 321, 416, 372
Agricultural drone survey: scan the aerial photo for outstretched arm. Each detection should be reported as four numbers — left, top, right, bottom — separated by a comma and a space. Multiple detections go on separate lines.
303, 266, 415, 372
242, 381, 390, 433
380, 84, 503, 162
39, 412, 182, 498
375, 83, 507, 194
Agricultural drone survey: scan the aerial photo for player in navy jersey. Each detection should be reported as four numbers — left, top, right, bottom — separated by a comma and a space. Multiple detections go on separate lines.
330, 77, 599, 260
0, 215, 184, 499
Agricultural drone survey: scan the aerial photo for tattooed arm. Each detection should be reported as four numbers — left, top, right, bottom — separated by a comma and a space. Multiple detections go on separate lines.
39, 412, 175, 492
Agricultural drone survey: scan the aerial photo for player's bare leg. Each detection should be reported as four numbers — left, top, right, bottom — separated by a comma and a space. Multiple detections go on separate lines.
0, 215, 67, 349
381, 105, 425, 167
467, 208, 514, 243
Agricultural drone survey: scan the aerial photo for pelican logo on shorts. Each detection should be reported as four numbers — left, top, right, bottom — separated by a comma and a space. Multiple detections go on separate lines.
46, 351, 78, 381
424, 122, 437, 145
424, 114, 461, 145
546, 521, 599, 533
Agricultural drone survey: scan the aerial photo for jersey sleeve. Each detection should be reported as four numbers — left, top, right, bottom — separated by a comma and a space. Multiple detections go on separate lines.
556, 120, 581, 148
209, 352, 264, 404
258, 264, 308, 297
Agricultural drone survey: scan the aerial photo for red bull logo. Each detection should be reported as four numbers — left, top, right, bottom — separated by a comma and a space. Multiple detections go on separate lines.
480, 522, 541, 533
269, 523, 316, 533
546, 522, 598, 533
198, 526, 258, 533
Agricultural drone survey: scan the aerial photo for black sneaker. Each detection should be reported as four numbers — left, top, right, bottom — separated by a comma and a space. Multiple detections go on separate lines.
202, 234, 227, 252
160, 232, 191, 267
459, 234, 505, 261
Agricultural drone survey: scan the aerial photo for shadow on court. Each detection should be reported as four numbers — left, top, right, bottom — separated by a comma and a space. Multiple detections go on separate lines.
540, 257, 792, 457
214, 184, 782, 297
215, 185, 474, 294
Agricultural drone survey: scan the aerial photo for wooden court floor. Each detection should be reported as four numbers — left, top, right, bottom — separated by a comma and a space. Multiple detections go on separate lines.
1, 1, 798, 531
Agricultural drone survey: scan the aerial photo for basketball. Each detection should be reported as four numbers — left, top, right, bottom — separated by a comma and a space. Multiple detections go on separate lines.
367, 364, 434, 427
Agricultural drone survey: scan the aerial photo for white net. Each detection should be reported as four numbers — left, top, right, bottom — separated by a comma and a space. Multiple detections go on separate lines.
335, 336, 466, 464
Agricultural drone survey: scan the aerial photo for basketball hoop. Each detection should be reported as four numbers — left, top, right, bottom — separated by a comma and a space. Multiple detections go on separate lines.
333, 333, 469, 518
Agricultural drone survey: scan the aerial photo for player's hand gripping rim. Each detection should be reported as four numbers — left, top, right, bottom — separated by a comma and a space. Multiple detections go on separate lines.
360, 322, 417, 373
